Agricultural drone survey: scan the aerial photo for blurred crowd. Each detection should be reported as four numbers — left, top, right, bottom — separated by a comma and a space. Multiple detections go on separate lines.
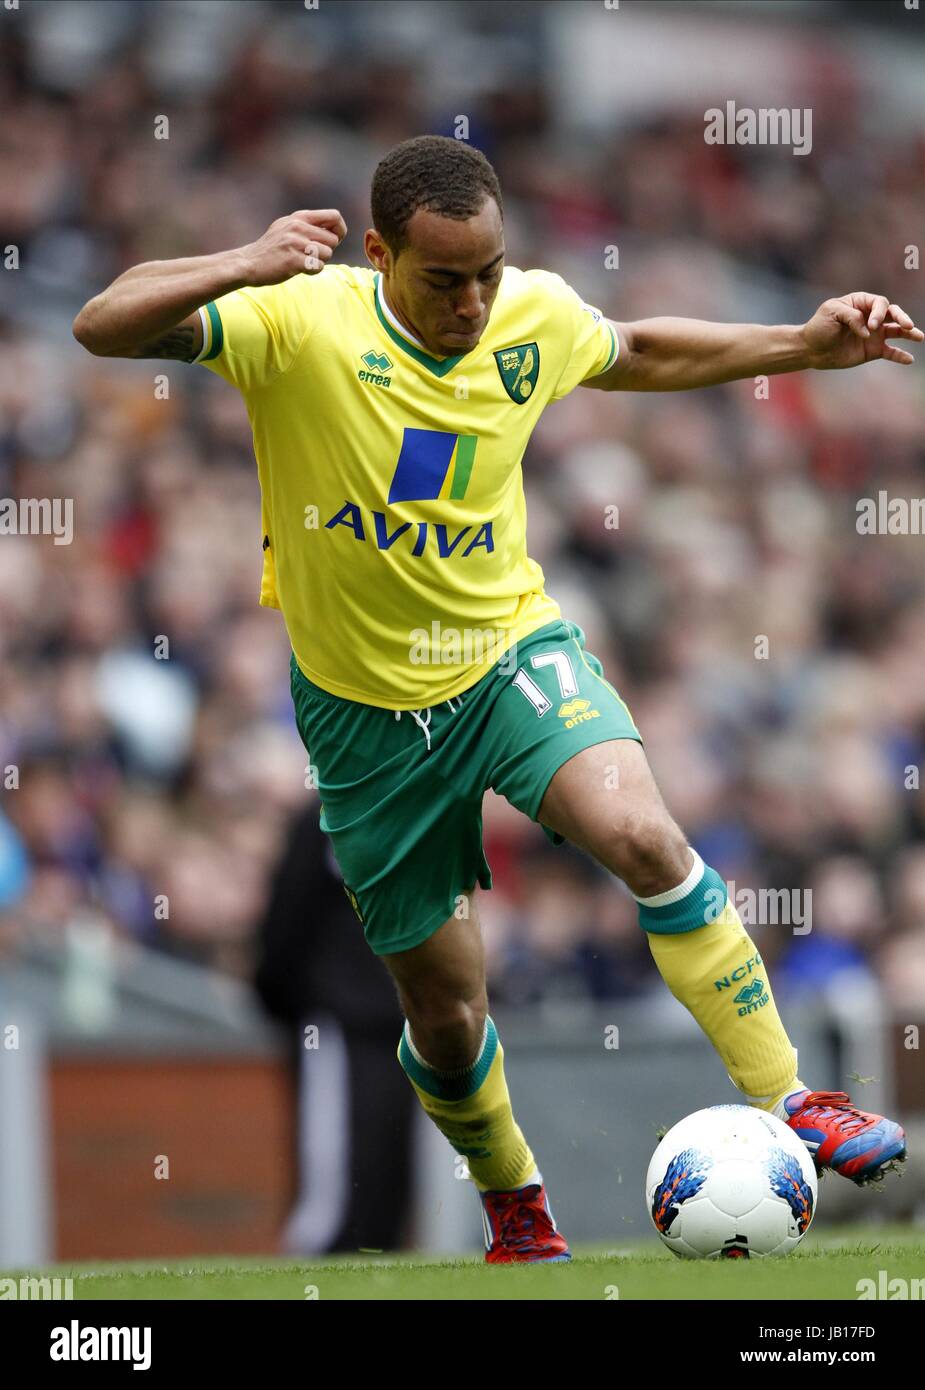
1, 0, 924, 1010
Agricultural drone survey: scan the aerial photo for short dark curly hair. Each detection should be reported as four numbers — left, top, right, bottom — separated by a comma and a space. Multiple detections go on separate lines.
371, 135, 503, 254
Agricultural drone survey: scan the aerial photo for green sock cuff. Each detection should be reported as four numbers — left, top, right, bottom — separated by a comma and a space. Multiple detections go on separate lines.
638, 863, 729, 935
399, 1016, 499, 1100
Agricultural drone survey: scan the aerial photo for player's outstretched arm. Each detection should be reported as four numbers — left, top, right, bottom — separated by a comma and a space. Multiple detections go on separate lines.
71, 209, 346, 360
584, 292, 922, 392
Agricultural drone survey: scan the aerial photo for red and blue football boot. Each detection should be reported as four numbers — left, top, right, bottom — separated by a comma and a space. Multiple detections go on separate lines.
479, 1183, 572, 1263
784, 1089, 906, 1186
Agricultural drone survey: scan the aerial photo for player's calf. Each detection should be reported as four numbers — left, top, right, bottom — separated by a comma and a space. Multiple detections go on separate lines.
383, 899, 487, 1070
387, 902, 564, 1252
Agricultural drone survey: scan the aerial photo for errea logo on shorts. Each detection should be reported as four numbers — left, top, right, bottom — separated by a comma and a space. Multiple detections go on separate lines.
558, 698, 601, 729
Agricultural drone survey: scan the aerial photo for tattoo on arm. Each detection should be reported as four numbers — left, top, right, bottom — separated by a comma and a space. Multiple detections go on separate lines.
128, 325, 198, 361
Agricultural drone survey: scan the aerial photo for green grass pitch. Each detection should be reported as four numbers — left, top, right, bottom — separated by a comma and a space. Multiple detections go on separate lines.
10, 1227, 925, 1300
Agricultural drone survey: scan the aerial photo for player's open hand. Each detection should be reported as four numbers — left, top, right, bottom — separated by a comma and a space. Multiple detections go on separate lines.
241, 210, 348, 286
802, 292, 923, 370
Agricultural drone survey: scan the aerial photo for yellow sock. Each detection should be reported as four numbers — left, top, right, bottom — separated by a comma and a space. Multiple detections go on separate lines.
397, 1017, 537, 1191
638, 853, 800, 1105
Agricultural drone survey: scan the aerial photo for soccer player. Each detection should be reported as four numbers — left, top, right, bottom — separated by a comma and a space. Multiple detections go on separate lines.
74, 135, 919, 1263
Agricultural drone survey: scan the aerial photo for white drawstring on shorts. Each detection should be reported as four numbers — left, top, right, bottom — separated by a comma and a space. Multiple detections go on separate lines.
394, 697, 462, 752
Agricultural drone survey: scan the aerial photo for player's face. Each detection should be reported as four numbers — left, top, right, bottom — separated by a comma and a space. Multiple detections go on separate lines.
371, 198, 505, 356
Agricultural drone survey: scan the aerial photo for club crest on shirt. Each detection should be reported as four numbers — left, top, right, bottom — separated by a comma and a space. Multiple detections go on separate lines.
494, 342, 539, 403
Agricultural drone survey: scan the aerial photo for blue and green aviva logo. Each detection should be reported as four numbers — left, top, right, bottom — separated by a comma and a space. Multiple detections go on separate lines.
324, 428, 493, 559
388, 427, 478, 503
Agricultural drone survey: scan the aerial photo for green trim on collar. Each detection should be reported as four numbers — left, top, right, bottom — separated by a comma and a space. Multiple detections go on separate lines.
373, 273, 465, 378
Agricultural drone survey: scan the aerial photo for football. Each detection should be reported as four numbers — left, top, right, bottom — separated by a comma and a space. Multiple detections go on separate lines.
646, 1104, 818, 1259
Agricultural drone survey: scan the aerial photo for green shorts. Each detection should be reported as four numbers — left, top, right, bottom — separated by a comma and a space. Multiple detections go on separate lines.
290, 617, 642, 955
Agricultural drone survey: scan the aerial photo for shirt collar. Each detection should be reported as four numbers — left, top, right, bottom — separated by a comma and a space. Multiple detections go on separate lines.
376, 274, 427, 350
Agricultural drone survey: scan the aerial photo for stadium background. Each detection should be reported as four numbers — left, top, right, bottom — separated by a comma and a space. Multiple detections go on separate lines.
1, 0, 924, 1263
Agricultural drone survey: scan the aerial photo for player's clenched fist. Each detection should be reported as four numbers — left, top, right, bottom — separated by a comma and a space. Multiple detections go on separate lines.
240, 210, 348, 286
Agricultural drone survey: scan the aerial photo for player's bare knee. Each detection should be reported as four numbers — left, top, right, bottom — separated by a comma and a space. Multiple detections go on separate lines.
606, 811, 690, 897
405, 995, 487, 1071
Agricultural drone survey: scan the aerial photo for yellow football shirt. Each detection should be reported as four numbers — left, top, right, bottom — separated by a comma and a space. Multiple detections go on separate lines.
195, 263, 617, 708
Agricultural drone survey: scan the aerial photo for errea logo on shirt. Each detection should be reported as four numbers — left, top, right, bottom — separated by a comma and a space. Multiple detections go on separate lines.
359, 349, 393, 388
